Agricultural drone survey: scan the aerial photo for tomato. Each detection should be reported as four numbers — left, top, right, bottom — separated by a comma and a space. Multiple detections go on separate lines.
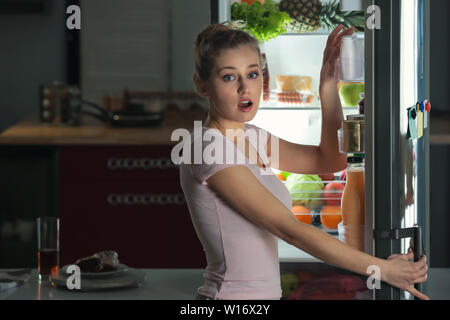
241, 0, 264, 5
324, 182, 345, 206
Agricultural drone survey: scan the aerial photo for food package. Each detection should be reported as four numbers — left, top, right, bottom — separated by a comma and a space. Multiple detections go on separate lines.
276, 75, 312, 92
274, 75, 314, 105
275, 91, 314, 105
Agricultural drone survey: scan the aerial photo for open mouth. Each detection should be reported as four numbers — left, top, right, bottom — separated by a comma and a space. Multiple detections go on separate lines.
238, 99, 253, 112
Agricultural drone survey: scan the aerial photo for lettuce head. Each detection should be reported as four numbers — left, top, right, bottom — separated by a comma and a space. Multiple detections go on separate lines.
285, 174, 325, 209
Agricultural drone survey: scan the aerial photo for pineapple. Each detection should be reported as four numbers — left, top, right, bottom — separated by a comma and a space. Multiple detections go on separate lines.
278, 0, 365, 33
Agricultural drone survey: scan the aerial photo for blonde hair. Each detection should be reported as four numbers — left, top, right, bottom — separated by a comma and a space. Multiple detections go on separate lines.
193, 23, 262, 86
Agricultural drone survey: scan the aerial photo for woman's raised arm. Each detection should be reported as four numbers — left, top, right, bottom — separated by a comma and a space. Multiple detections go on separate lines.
266, 25, 355, 175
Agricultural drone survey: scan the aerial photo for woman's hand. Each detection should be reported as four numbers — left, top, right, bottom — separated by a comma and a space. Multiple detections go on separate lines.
382, 250, 429, 300
319, 24, 354, 93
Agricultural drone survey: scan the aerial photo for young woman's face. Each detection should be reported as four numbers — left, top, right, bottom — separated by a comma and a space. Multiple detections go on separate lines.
204, 44, 263, 124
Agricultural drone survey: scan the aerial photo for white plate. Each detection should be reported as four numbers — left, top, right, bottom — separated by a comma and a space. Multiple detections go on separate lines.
60, 263, 128, 278
51, 267, 146, 291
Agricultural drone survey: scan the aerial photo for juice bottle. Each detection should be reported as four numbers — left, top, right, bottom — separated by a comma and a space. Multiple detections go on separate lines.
341, 156, 365, 251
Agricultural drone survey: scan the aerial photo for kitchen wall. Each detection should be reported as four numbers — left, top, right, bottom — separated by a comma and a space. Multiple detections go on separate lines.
0, 0, 67, 133
0, 0, 211, 132
80, 0, 210, 104
171, 0, 211, 92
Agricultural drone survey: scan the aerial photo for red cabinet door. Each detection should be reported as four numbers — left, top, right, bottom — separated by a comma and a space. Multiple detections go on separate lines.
59, 145, 180, 182
59, 174, 205, 268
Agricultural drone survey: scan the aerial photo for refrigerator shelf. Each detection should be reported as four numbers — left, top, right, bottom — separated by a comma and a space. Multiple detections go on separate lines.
281, 30, 365, 37
259, 98, 359, 111
259, 106, 359, 111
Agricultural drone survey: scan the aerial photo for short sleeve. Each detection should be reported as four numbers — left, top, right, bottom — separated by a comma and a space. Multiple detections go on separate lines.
245, 123, 270, 165
189, 128, 247, 184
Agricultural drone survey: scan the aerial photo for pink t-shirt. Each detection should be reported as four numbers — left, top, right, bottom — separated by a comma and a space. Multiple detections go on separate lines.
179, 123, 292, 300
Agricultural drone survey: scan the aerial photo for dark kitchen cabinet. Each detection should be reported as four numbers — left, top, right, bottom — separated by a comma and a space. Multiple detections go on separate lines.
0, 147, 59, 268
0, 144, 206, 268
59, 145, 205, 268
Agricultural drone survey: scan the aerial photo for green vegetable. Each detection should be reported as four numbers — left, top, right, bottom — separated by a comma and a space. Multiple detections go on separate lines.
230, 0, 292, 42
285, 174, 325, 209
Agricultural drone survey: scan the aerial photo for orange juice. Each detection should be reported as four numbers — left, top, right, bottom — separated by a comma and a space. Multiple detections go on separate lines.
341, 157, 365, 251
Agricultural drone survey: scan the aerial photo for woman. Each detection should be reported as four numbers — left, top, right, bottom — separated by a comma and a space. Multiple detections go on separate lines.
178, 23, 428, 300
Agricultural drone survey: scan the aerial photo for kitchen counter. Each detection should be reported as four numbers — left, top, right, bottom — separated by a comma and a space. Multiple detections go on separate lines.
3, 112, 448, 145
430, 114, 450, 145
1, 268, 449, 300
0, 114, 195, 146
0, 269, 204, 300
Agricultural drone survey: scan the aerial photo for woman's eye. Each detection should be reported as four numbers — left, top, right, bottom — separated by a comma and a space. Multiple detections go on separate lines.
223, 74, 235, 81
248, 72, 259, 79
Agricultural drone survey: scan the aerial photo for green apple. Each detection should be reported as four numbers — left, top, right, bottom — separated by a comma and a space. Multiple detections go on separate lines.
339, 83, 365, 107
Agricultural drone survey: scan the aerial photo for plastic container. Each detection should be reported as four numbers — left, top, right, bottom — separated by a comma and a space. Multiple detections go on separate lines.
338, 35, 364, 82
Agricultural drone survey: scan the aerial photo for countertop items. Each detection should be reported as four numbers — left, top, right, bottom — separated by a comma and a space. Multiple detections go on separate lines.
0, 269, 32, 292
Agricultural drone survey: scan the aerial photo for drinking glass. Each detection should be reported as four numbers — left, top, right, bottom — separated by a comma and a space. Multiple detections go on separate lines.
37, 217, 60, 281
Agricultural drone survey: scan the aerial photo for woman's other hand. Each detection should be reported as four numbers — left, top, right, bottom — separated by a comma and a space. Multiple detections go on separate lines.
383, 251, 429, 300
320, 25, 354, 93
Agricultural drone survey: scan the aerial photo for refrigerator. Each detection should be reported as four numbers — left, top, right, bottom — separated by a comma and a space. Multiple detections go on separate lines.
211, 0, 430, 300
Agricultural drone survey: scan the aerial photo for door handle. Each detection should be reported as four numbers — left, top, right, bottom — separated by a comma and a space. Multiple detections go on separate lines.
373, 225, 423, 299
